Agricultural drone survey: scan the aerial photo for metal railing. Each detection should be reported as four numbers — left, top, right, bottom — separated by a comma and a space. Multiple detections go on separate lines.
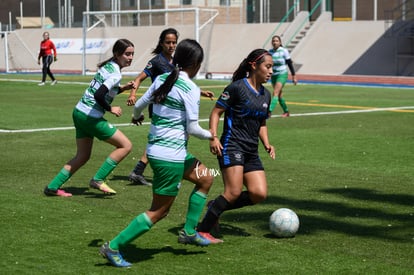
262, 0, 300, 48
284, 0, 322, 48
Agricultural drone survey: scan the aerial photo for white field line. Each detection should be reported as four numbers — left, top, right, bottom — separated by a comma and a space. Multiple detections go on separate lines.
1, 106, 413, 134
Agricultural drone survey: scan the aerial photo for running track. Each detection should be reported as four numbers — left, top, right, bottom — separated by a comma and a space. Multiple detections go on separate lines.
295, 74, 414, 89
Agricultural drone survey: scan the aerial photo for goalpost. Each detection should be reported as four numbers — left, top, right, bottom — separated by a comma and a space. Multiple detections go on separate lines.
81, 8, 219, 75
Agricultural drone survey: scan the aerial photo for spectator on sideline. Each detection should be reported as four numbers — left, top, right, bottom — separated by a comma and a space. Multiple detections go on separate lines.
197, 49, 276, 243
44, 39, 137, 197
100, 39, 214, 268
126, 28, 214, 186
268, 35, 297, 117
37, 31, 58, 86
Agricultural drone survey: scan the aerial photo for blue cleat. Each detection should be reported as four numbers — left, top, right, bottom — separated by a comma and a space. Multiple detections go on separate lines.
178, 229, 211, 246
99, 242, 131, 268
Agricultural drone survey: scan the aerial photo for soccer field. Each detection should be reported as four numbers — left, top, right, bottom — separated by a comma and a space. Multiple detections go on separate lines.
0, 75, 413, 274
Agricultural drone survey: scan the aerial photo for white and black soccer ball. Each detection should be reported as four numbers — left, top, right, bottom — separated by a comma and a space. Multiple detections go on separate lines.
269, 208, 300, 238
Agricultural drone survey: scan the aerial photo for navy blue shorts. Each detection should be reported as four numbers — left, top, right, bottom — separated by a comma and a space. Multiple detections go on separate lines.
218, 150, 264, 173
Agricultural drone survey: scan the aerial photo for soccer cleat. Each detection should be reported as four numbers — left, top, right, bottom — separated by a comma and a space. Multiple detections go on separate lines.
129, 171, 152, 186
100, 242, 131, 268
178, 229, 210, 246
51, 80, 57, 85
89, 179, 116, 195
38, 82, 45, 86
44, 187, 72, 197
281, 112, 290, 117
199, 232, 224, 244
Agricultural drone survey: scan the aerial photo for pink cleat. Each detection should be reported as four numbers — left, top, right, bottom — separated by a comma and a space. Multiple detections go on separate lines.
44, 187, 72, 197
199, 232, 223, 244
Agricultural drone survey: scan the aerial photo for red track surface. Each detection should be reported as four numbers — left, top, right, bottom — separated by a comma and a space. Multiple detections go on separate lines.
296, 74, 414, 86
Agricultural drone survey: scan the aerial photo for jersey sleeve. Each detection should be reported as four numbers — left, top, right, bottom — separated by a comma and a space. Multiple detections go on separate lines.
143, 55, 159, 80
283, 48, 291, 60
216, 83, 237, 110
184, 85, 201, 121
50, 41, 57, 57
102, 71, 121, 91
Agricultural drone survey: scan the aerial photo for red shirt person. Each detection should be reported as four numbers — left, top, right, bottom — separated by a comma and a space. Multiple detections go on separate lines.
37, 32, 57, 86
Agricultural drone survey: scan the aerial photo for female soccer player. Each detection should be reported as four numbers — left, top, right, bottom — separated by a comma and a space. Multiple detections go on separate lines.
37, 31, 57, 86
197, 49, 276, 243
269, 35, 297, 117
100, 39, 214, 268
44, 39, 136, 197
127, 28, 214, 186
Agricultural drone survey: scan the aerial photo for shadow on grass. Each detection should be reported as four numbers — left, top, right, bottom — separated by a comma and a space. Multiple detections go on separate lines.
111, 174, 154, 186
214, 188, 413, 242
321, 187, 414, 206
63, 187, 116, 199
89, 239, 207, 265
167, 223, 251, 239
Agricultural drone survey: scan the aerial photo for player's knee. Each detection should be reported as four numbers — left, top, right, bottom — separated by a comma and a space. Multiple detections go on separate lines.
75, 153, 91, 165
122, 140, 133, 154
250, 191, 267, 204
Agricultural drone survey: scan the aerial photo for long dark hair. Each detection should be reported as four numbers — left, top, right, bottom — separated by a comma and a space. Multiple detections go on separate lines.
152, 39, 204, 104
152, 28, 179, 55
232, 49, 271, 82
97, 39, 134, 68
272, 35, 283, 47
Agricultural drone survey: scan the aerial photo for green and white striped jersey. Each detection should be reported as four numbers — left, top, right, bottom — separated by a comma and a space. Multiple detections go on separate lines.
75, 61, 121, 118
138, 71, 202, 163
269, 46, 291, 76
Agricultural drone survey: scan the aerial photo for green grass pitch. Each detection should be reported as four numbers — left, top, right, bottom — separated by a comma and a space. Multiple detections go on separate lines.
0, 74, 413, 274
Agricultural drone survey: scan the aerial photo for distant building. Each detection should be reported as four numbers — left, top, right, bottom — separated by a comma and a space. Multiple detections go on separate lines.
0, 0, 411, 31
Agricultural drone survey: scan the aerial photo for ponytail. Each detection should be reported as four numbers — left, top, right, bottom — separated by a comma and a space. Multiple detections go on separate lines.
152, 67, 180, 104
232, 49, 270, 82
232, 58, 250, 82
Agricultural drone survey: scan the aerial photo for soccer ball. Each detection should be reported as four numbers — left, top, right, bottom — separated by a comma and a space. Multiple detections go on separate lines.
269, 208, 300, 238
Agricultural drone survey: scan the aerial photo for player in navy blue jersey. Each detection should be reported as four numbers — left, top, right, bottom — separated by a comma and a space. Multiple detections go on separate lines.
197, 49, 276, 243
127, 28, 214, 186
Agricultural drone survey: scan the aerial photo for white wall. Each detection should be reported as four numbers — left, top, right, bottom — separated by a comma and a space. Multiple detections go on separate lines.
0, 21, 397, 76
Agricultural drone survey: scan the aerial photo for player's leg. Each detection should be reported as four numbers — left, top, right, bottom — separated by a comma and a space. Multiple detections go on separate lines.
181, 155, 213, 236
40, 56, 48, 83
198, 165, 244, 233
46, 55, 56, 81
102, 193, 175, 268
242, 170, 268, 203
108, 193, 175, 251
89, 117, 132, 194
129, 104, 154, 185
227, 153, 267, 209
44, 110, 95, 197
276, 73, 289, 116
129, 149, 151, 186
44, 137, 93, 197
101, 158, 181, 267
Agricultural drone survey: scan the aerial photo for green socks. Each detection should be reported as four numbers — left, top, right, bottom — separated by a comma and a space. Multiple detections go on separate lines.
269, 97, 278, 112
278, 97, 289, 113
93, 157, 118, 181
269, 97, 289, 113
184, 190, 207, 235
48, 157, 117, 190
47, 168, 71, 190
109, 213, 153, 251
108, 191, 207, 250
